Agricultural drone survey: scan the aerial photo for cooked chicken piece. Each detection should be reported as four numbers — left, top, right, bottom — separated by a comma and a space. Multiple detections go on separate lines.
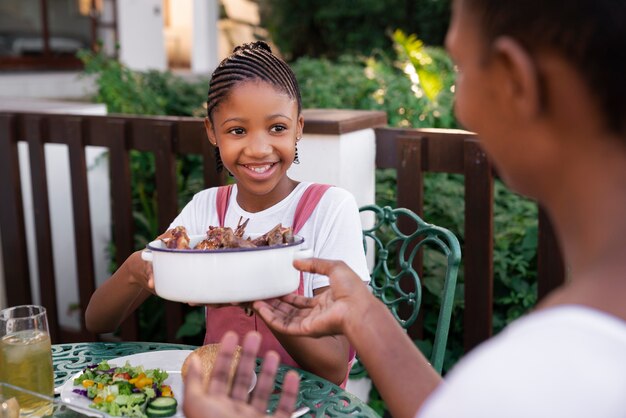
157, 226, 191, 249
234, 217, 250, 238
161, 222, 292, 251
251, 224, 294, 246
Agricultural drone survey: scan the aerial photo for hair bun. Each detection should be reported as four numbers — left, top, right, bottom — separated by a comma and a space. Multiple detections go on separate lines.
233, 41, 272, 54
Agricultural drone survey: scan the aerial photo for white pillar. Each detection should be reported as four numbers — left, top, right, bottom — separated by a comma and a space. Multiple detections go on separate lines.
288, 109, 385, 211
118, 0, 167, 71
192, 0, 219, 73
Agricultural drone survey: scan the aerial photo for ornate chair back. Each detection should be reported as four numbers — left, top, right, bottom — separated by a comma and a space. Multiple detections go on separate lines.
351, 204, 461, 376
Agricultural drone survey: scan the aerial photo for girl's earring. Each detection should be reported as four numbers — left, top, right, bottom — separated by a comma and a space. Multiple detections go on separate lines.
293, 137, 301, 164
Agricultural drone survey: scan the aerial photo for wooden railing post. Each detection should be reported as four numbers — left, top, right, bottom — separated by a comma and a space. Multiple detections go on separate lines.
107, 119, 140, 341
153, 121, 184, 343
25, 115, 60, 343
463, 139, 494, 352
0, 114, 32, 306
65, 117, 97, 342
396, 134, 425, 339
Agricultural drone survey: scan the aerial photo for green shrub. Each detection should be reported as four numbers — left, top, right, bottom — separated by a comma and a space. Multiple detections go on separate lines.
259, 0, 451, 60
78, 49, 207, 116
292, 48, 456, 128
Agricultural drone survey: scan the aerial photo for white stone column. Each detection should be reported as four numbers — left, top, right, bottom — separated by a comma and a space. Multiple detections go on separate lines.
118, 0, 167, 71
288, 109, 386, 211
191, 0, 219, 73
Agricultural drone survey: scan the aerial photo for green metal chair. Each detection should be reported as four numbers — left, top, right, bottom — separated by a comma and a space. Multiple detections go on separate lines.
350, 205, 461, 376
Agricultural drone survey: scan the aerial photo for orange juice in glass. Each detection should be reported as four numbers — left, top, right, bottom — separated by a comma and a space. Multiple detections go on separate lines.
0, 305, 53, 415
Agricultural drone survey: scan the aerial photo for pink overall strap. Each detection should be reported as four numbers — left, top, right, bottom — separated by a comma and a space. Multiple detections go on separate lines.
292, 184, 332, 234
216, 185, 233, 227
292, 184, 332, 295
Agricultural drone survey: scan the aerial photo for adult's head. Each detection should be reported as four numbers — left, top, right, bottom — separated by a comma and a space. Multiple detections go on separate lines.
446, 0, 626, 199
460, 0, 626, 137
206, 41, 302, 123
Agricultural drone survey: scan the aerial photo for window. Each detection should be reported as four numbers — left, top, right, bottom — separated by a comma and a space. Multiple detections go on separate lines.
0, 0, 117, 70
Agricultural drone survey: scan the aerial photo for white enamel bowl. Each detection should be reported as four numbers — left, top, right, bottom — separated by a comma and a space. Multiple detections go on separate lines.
141, 234, 311, 304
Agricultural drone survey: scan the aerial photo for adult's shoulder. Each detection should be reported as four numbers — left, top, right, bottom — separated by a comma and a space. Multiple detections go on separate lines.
418, 306, 626, 417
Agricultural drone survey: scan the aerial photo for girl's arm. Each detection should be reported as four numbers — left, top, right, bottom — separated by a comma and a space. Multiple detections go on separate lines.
267, 286, 350, 386
84, 251, 154, 333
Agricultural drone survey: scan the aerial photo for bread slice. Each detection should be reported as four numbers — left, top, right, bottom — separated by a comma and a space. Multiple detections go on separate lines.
181, 344, 242, 388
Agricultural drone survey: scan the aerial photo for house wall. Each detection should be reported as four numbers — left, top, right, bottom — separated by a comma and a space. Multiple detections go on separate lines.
0, 72, 96, 99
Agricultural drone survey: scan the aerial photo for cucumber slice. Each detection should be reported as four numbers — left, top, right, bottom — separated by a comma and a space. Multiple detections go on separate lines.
148, 397, 178, 410
146, 406, 177, 418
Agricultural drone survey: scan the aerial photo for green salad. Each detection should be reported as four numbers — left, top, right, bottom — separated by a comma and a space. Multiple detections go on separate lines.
72, 360, 178, 418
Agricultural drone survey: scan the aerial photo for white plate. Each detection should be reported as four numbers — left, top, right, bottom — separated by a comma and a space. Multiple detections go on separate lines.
57, 350, 256, 418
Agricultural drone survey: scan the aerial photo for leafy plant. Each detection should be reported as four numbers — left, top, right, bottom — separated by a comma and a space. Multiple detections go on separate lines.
259, 0, 451, 60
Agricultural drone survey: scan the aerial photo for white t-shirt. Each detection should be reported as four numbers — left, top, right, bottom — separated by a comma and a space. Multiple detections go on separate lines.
418, 305, 626, 418
168, 182, 370, 297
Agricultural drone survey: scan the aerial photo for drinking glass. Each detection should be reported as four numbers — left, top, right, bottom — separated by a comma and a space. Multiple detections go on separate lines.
0, 306, 54, 415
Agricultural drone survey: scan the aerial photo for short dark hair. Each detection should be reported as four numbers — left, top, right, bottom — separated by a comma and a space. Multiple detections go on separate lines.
464, 0, 626, 137
206, 41, 302, 121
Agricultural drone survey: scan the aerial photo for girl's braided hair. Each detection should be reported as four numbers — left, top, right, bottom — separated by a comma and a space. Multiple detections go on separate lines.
206, 41, 302, 121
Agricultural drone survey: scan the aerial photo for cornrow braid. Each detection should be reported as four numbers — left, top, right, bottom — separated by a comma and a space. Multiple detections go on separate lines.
206, 41, 302, 121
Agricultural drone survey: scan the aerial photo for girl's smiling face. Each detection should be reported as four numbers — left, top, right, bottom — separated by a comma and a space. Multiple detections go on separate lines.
205, 80, 304, 211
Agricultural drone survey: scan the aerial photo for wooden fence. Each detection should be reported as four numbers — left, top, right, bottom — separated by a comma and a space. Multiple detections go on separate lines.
0, 110, 565, 353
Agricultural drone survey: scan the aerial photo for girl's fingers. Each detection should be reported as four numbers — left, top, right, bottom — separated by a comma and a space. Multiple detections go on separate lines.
273, 370, 300, 418
249, 351, 280, 413
207, 332, 240, 396
229, 332, 261, 401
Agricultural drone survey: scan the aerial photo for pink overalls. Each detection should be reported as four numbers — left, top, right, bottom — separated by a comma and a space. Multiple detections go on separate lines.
203, 183, 333, 368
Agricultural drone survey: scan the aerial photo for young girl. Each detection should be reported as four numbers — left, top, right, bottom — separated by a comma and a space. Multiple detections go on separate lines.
85, 41, 370, 386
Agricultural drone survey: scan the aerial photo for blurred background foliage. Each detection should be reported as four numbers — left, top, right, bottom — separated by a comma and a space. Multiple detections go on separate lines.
258, 0, 451, 60
80, 1, 539, 413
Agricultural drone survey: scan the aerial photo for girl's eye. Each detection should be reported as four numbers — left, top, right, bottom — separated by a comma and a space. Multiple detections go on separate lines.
228, 127, 245, 135
270, 125, 287, 133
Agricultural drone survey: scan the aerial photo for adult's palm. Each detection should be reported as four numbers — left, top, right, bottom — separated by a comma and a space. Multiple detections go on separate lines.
254, 258, 373, 337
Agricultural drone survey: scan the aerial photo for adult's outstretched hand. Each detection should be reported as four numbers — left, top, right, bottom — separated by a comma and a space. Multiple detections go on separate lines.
254, 258, 374, 337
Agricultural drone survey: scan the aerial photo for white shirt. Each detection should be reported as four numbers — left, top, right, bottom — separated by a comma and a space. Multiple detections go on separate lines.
419, 305, 626, 418
168, 182, 370, 296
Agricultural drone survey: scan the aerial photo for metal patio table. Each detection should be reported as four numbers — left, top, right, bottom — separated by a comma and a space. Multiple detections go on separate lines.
52, 342, 379, 417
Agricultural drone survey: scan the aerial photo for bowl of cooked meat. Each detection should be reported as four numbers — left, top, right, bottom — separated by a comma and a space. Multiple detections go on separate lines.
141, 220, 311, 303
